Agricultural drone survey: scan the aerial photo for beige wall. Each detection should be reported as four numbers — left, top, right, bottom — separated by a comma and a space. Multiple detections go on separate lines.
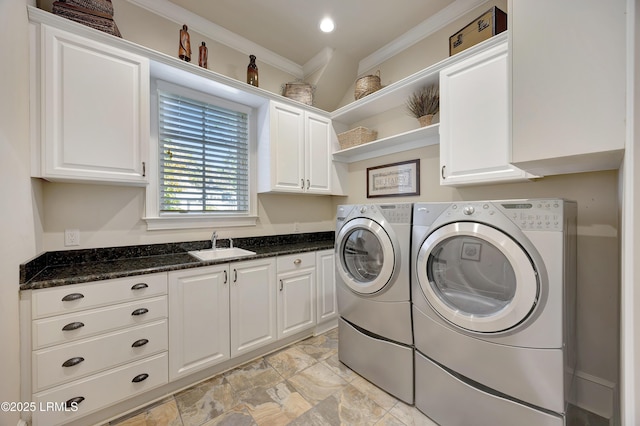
20, 0, 619, 420
35, 0, 337, 251
334, 0, 619, 412
0, 1, 39, 425
339, 145, 620, 389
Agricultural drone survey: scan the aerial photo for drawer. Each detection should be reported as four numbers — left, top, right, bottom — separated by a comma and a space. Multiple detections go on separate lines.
32, 352, 168, 426
32, 273, 167, 319
33, 296, 167, 349
277, 252, 316, 273
33, 319, 168, 392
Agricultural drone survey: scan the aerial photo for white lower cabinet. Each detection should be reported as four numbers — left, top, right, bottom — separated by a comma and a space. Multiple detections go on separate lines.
26, 274, 169, 426
315, 249, 338, 324
230, 258, 278, 357
168, 265, 230, 381
277, 253, 316, 338
23, 250, 328, 425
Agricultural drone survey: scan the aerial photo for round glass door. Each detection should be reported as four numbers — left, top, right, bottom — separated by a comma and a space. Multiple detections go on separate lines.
416, 222, 539, 333
336, 218, 396, 294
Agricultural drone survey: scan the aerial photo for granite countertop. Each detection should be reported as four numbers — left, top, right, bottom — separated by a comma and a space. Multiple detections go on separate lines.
20, 232, 335, 290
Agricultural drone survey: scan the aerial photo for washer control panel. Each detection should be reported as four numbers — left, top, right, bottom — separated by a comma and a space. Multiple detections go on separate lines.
376, 203, 413, 224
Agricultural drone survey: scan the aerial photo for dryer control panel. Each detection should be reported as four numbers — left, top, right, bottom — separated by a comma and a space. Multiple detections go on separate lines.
424, 199, 567, 232
496, 200, 565, 232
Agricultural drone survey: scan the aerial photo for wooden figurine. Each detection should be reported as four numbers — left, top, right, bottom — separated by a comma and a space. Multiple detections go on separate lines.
179, 24, 191, 62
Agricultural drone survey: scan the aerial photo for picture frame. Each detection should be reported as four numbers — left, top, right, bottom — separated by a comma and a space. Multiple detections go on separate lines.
461, 241, 482, 261
366, 159, 420, 198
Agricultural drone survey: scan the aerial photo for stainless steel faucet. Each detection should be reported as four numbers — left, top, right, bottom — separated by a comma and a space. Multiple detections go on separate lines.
211, 231, 218, 250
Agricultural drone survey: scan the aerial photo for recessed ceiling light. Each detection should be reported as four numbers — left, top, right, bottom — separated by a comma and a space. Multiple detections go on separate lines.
320, 17, 335, 33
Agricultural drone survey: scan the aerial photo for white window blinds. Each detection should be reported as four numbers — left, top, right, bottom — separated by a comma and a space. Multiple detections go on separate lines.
158, 91, 249, 213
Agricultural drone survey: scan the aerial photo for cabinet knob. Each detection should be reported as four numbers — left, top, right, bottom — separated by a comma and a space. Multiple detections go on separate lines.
132, 339, 149, 348
131, 308, 149, 316
62, 293, 84, 302
131, 283, 149, 290
294, 258, 302, 265
132, 373, 149, 383
66, 396, 84, 409
62, 357, 85, 367
62, 321, 85, 331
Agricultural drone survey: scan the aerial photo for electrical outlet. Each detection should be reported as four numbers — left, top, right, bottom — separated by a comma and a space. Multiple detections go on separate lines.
65, 229, 80, 247
294, 222, 300, 233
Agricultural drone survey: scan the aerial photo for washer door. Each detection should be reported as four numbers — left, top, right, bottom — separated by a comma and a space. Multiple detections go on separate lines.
336, 218, 396, 294
416, 222, 539, 333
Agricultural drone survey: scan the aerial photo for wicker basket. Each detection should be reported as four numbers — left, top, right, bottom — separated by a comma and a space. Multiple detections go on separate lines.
337, 127, 378, 150
52, 0, 121, 37
282, 81, 314, 105
354, 70, 382, 100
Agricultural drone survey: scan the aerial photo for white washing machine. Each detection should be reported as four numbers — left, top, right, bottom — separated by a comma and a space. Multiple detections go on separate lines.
336, 203, 413, 404
411, 199, 577, 426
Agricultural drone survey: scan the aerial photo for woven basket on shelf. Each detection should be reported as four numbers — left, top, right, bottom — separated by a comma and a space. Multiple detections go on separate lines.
282, 81, 314, 105
354, 70, 382, 100
337, 127, 378, 150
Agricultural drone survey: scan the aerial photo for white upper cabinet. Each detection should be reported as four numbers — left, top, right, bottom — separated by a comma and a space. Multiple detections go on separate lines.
258, 101, 334, 195
509, 0, 626, 175
440, 41, 534, 186
32, 24, 150, 185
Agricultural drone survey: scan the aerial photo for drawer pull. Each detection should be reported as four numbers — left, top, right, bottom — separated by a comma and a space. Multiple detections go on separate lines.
132, 373, 149, 383
131, 308, 149, 316
66, 396, 84, 408
131, 283, 149, 290
61, 293, 84, 302
294, 258, 302, 265
62, 357, 85, 367
132, 338, 149, 348
62, 322, 85, 331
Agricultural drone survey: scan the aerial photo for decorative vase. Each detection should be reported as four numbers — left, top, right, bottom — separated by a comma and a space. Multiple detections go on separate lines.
418, 114, 434, 127
198, 42, 208, 69
247, 55, 259, 87
178, 24, 191, 62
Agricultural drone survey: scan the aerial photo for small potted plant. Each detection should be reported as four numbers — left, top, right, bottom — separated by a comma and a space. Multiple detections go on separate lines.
406, 84, 439, 127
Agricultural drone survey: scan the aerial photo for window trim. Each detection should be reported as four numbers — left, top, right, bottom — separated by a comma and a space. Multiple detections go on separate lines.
144, 79, 258, 230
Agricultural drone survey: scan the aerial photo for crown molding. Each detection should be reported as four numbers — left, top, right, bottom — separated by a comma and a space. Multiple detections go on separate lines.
357, 0, 489, 75
303, 47, 335, 77
125, 0, 304, 78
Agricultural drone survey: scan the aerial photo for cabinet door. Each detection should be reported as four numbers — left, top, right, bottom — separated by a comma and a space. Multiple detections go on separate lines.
277, 265, 316, 338
440, 41, 531, 186
230, 258, 277, 357
168, 266, 230, 381
40, 25, 149, 185
510, 0, 625, 175
316, 250, 338, 324
270, 101, 305, 192
305, 112, 332, 194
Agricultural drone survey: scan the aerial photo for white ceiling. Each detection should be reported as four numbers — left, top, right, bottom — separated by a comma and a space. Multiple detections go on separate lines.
166, 0, 457, 67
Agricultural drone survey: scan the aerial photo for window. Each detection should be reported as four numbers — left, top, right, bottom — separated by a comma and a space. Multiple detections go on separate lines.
145, 80, 257, 230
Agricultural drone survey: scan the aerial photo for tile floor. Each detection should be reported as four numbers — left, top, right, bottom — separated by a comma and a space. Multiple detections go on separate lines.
110, 328, 607, 426
110, 328, 435, 426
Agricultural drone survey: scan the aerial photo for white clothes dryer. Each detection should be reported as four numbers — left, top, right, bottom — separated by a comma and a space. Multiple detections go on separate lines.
411, 199, 577, 426
336, 203, 413, 404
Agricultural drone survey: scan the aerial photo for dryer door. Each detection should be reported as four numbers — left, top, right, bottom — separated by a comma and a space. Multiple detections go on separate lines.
416, 222, 538, 333
336, 218, 397, 294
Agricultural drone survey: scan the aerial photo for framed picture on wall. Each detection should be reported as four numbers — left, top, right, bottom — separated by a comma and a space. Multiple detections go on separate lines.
367, 159, 420, 198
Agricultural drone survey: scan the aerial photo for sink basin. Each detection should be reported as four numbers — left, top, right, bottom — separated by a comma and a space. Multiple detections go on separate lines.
188, 247, 256, 262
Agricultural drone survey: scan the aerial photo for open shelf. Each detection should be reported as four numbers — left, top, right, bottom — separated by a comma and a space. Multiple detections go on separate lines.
332, 124, 439, 163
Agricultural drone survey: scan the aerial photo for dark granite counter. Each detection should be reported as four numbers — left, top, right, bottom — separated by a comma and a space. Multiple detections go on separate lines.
20, 232, 335, 290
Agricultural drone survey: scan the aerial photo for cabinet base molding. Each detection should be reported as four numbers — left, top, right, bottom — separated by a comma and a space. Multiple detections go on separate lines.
54, 328, 315, 426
